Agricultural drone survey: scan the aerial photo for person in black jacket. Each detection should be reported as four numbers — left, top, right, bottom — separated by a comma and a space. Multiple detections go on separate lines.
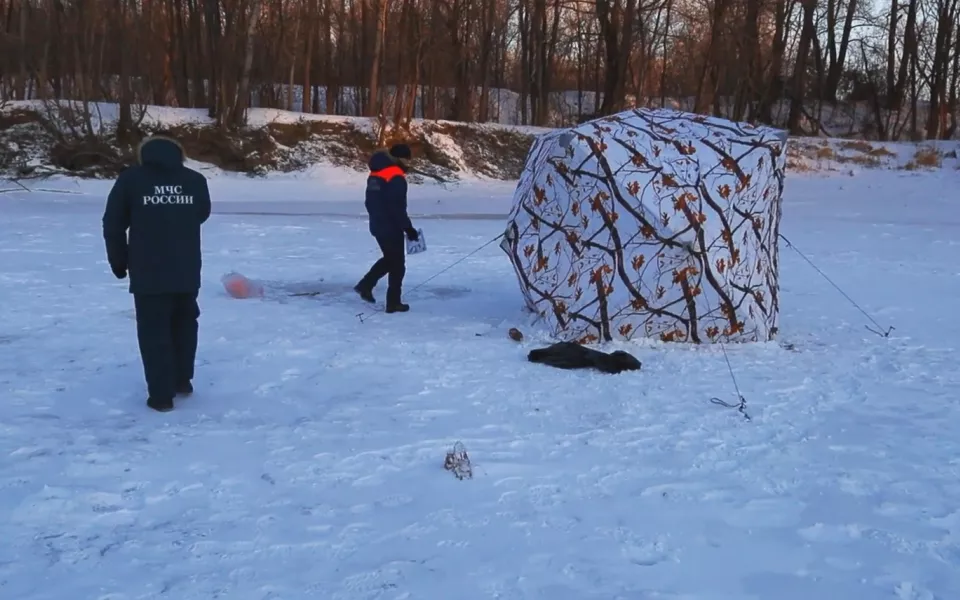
102, 135, 212, 412
354, 144, 419, 313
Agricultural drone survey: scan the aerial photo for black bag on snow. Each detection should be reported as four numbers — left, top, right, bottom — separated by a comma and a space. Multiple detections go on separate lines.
527, 342, 642, 374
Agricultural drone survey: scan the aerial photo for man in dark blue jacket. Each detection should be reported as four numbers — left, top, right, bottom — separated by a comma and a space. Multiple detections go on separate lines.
102, 135, 212, 412
354, 144, 419, 313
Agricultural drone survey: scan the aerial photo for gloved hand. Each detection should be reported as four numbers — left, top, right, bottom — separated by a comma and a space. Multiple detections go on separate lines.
110, 263, 127, 280
405, 227, 419, 241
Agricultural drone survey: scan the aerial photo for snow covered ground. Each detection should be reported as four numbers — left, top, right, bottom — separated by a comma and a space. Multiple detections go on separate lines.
1, 168, 959, 600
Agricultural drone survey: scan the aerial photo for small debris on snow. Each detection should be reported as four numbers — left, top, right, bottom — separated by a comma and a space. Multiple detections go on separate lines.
443, 441, 473, 480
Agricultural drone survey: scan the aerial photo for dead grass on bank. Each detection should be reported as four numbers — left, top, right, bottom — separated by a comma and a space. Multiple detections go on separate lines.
2, 104, 958, 179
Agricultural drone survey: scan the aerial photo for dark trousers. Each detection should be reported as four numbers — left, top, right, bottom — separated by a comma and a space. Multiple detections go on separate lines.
358, 234, 406, 305
133, 292, 200, 400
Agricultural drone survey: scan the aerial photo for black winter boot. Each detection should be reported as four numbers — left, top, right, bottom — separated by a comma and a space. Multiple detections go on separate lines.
176, 381, 193, 396
354, 284, 376, 303
386, 303, 410, 313
147, 396, 174, 412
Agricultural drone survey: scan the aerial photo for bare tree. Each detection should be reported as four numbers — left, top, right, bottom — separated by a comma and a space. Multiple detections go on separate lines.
0, 0, 956, 140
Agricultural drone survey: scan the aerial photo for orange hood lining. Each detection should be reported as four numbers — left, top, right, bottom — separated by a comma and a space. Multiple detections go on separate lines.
370, 165, 406, 182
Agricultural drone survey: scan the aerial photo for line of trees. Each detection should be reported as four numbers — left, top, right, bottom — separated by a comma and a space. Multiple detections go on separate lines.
1, 0, 958, 140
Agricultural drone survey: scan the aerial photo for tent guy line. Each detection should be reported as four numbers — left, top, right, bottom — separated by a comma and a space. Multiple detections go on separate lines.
212, 210, 507, 221
779, 233, 895, 338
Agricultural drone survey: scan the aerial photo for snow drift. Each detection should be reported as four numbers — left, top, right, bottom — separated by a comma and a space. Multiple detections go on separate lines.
501, 107, 789, 344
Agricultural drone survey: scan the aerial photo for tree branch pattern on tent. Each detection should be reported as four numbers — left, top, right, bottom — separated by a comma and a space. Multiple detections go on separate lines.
502, 108, 788, 344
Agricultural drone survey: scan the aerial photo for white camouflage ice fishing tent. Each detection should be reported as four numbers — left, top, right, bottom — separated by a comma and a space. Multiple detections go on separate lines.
501, 107, 788, 344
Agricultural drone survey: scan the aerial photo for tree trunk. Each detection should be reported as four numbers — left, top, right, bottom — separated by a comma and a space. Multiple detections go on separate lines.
518, 0, 529, 124
924, 0, 957, 139
787, 0, 816, 133
886, 0, 898, 105
116, 0, 132, 138
823, 0, 857, 100
228, 0, 263, 128
733, 0, 760, 120
757, 0, 790, 124
287, 0, 301, 111
323, 0, 336, 114
366, 0, 388, 117
203, 0, 222, 120
477, 0, 495, 122
892, 0, 919, 110
595, 0, 637, 115
693, 0, 730, 114
15, 0, 28, 100
302, 0, 316, 112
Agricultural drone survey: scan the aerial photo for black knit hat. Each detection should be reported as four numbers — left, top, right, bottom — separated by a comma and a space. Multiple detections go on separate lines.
388, 143, 412, 160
